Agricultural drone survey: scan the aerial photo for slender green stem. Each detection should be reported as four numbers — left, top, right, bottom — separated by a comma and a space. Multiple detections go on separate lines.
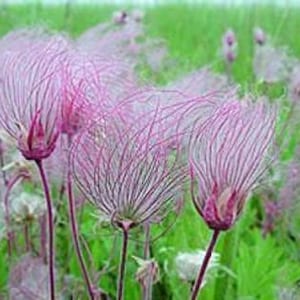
36, 160, 55, 300
191, 230, 220, 300
24, 222, 31, 252
143, 223, 151, 259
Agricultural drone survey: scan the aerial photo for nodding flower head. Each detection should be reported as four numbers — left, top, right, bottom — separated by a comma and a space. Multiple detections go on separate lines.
60, 53, 135, 138
189, 99, 276, 231
60, 59, 90, 137
0, 36, 68, 161
223, 29, 236, 47
70, 104, 187, 229
17, 109, 59, 161
222, 29, 237, 64
254, 27, 266, 46
223, 47, 237, 63
112, 10, 128, 25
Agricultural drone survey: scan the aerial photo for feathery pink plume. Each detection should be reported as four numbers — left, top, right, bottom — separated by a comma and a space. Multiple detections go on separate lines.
189, 99, 276, 230
70, 102, 187, 228
0, 36, 69, 161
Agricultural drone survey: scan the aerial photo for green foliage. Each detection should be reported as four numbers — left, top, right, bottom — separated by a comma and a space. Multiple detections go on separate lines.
234, 230, 282, 299
1, 2, 300, 299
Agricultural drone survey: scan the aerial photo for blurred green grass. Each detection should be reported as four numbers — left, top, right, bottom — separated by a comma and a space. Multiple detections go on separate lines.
1, 3, 300, 83
1, 3, 300, 300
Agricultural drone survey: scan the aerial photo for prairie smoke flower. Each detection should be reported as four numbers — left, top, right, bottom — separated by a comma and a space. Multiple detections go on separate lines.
70, 106, 187, 300
253, 27, 266, 46
222, 29, 237, 64
222, 44, 237, 64
189, 99, 275, 300
262, 157, 300, 235
60, 57, 94, 137
70, 110, 186, 228
112, 10, 128, 25
73, 39, 138, 98
77, 14, 144, 65
0, 36, 69, 299
253, 43, 292, 83
175, 250, 219, 283
223, 29, 236, 47
59, 53, 126, 298
0, 36, 67, 161
59, 51, 140, 299
190, 100, 275, 231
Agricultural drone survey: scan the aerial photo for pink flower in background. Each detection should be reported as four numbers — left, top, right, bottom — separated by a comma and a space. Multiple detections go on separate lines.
167, 67, 237, 97
261, 155, 300, 236
0, 36, 68, 161
223, 29, 236, 47
112, 10, 128, 25
189, 100, 276, 230
253, 42, 293, 83
253, 27, 266, 46
76, 9, 170, 74
222, 29, 238, 64
77, 11, 144, 65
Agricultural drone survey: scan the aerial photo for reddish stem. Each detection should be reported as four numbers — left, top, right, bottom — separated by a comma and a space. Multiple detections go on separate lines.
4, 172, 25, 256
40, 214, 48, 263
36, 160, 56, 300
117, 224, 130, 300
190, 230, 220, 300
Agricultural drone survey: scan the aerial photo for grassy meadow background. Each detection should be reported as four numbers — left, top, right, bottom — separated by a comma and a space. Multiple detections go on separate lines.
1, 2, 300, 299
